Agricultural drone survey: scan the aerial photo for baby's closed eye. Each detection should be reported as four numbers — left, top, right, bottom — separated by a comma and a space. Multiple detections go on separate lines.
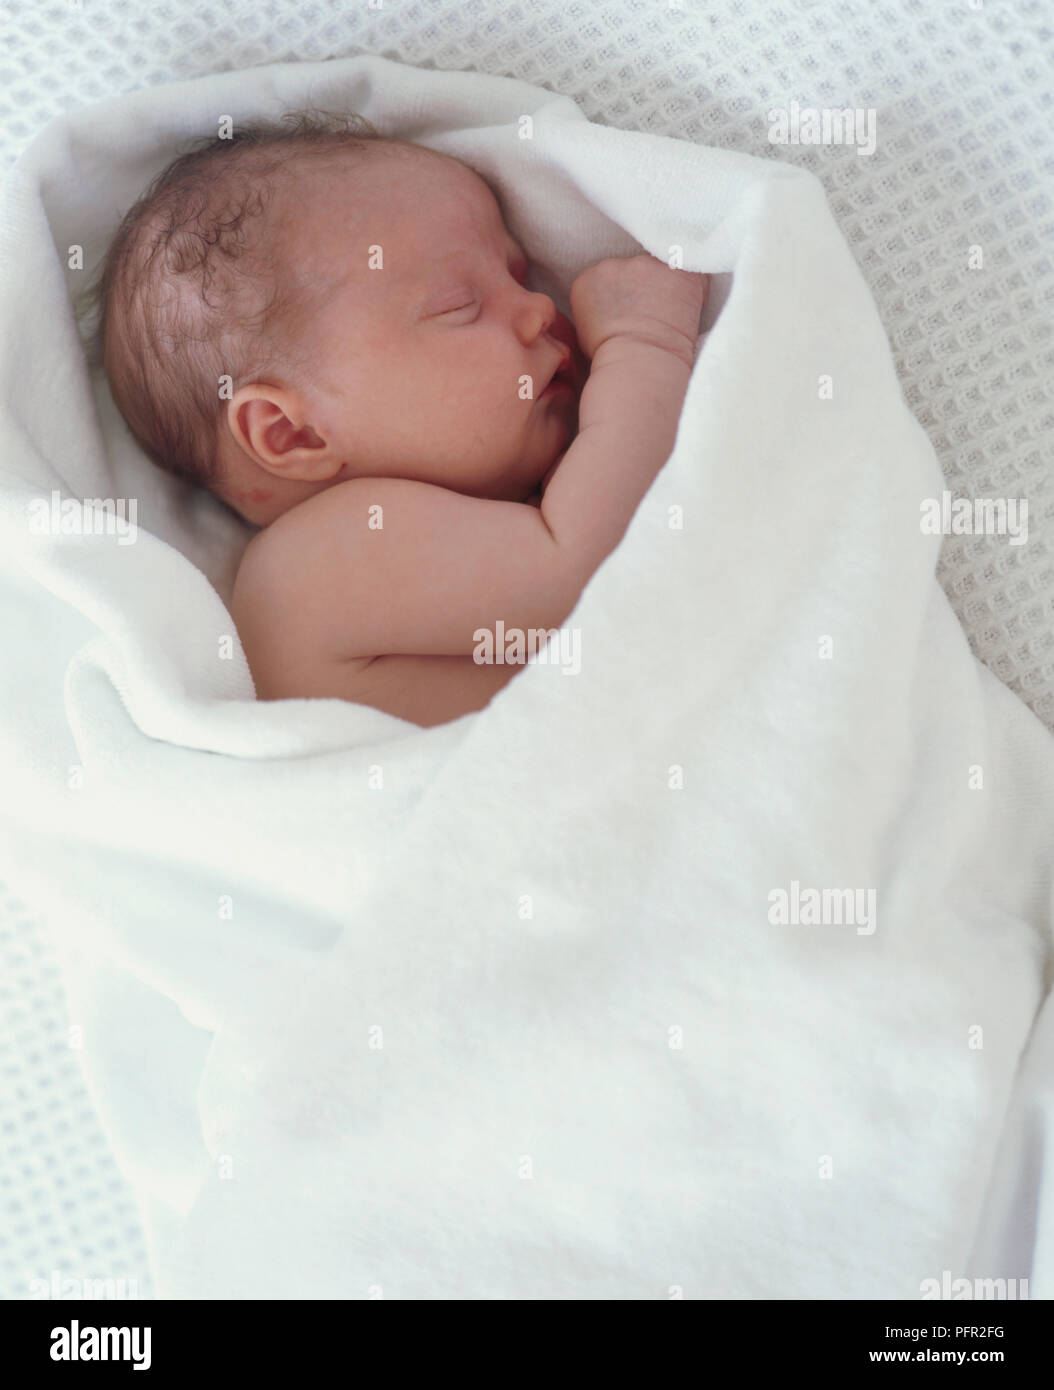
439, 299, 479, 319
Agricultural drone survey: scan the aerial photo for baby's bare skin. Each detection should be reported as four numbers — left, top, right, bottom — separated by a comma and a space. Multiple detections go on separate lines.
227, 145, 706, 726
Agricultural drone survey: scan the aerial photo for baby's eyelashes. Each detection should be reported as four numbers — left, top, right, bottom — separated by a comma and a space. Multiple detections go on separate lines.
439, 300, 479, 320
430, 263, 529, 320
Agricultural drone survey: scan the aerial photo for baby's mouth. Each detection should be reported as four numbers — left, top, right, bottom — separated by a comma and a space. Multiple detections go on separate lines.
545, 366, 578, 400
547, 312, 585, 390
541, 339, 582, 395
541, 361, 575, 398
548, 350, 576, 390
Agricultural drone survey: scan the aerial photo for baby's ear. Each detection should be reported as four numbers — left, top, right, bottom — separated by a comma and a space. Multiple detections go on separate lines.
227, 385, 338, 481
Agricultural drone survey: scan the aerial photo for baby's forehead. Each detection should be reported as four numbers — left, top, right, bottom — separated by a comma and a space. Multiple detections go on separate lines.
285, 146, 517, 276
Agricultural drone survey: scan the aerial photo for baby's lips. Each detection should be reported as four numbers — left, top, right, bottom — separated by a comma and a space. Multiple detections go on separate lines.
550, 310, 579, 355
550, 310, 586, 386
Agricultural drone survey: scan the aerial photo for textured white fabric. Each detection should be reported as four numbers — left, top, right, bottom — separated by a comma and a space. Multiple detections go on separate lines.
0, 869, 152, 1301
2, 50, 1053, 1299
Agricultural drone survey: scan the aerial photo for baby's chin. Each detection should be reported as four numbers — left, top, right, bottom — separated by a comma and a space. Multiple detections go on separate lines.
454, 395, 579, 503
467, 445, 567, 505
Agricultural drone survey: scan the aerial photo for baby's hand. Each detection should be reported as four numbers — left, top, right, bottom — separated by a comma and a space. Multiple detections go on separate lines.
569, 254, 708, 367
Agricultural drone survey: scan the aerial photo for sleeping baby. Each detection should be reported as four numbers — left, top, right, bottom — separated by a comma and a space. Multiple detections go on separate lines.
93, 111, 707, 726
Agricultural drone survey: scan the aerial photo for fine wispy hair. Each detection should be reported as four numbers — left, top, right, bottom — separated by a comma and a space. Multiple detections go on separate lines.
80, 108, 392, 490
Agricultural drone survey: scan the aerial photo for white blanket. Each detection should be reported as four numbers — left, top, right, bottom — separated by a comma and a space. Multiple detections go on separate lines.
1, 53, 1052, 1299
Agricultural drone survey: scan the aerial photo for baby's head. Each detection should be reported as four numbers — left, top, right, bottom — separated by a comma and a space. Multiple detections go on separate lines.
90, 111, 582, 527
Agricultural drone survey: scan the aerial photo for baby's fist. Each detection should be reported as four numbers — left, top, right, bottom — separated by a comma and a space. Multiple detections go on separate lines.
569, 254, 708, 365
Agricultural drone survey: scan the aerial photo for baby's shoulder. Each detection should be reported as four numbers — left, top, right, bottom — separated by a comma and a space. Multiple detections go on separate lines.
234, 478, 371, 591
229, 484, 364, 697
229, 476, 433, 684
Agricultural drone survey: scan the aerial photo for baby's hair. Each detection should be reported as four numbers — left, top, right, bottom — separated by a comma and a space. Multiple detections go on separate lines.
81, 108, 398, 493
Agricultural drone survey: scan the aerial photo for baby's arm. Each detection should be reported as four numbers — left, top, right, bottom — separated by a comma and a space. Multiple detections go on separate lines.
539, 253, 704, 571
518, 341, 691, 571
232, 258, 705, 693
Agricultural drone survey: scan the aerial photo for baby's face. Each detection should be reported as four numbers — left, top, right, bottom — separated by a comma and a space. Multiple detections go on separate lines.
292, 147, 582, 502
